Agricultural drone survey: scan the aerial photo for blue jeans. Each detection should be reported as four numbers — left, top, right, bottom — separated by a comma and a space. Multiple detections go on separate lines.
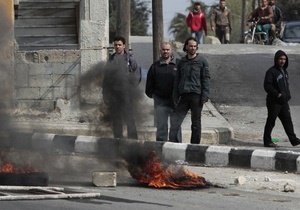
154, 95, 182, 142
260, 24, 271, 44
191, 30, 203, 44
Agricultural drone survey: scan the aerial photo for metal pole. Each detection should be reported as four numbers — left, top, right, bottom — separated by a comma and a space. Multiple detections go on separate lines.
241, 0, 246, 42
116, 0, 131, 51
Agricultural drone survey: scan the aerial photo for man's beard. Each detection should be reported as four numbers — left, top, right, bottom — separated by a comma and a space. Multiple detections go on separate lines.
162, 54, 170, 60
188, 50, 197, 56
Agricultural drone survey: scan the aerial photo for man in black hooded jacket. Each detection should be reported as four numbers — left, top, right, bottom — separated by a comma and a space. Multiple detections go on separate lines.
263, 50, 300, 147
169, 37, 210, 144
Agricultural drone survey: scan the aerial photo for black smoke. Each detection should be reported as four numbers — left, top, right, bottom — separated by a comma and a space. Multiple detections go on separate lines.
0, 3, 14, 147
80, 59, 146, 135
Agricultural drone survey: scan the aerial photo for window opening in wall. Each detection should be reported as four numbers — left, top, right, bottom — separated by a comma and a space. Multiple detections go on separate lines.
14, 0, 79, 51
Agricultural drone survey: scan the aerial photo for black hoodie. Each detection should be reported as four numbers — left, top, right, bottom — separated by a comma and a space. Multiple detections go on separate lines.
264, 50, 291, 104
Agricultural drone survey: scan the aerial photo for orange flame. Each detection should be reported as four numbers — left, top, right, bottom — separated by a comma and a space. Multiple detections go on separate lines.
134, 151, 210, 189
0, 162, 40, 174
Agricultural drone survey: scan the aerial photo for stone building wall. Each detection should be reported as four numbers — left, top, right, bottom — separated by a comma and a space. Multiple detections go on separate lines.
10, 0, 109, 112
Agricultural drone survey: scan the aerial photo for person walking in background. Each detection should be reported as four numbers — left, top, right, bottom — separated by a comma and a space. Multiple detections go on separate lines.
210, 0, 232, 44
145, 42, 182, 142
263, 50, 300, 147
169, 37, 210, 144
186, 2, 208, 45
248, 0, 273, 45
268, 0, 283, 41
102, 36, 141, 139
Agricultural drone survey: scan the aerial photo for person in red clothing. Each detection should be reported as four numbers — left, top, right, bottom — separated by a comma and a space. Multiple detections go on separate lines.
186, 2, 207, 45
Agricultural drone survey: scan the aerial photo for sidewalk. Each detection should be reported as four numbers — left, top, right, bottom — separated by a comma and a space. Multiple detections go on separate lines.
5, 101, 233, 145
2, 100, 300, 174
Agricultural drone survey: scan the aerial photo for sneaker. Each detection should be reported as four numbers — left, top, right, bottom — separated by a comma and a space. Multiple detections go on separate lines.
264, 142, 278, 147
291, 139, 300, 146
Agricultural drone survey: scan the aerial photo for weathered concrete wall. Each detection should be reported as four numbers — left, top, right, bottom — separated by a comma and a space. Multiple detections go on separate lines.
13, 0, 109, 111
14, 50, 81, 110
80, 0, 109, 104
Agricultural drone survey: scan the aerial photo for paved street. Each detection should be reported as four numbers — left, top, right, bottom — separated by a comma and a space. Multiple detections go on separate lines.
0, 166, 299, 209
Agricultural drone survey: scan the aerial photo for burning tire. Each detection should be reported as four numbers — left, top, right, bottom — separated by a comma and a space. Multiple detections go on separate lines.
0, 162, 49, 186
126, 151, 212, 189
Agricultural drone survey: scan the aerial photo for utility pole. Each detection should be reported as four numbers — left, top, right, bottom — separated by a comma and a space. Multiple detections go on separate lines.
152, 0, 163, 63
152, 0, 163, 126
116, 0, 131, 51
241, 0, 246, 42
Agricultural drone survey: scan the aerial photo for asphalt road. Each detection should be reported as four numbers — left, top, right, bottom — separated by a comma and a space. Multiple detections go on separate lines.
203, 47, 300, 144
0, 166, 299, 210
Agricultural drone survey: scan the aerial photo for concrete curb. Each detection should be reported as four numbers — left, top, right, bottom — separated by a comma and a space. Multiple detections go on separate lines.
2, 132, 300, 173
7, 120, 233, 145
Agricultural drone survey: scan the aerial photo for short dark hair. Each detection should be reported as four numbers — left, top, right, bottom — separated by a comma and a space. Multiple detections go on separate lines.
194, 2, 201, 6
183, 37, 198, 52
113, 36, 126, 44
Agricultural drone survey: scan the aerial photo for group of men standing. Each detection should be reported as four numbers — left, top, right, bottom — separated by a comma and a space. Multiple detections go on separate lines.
103, 35, 210, 145
102, 0, 300, 147
146, 38, 210, 144
102, 35, 300, 147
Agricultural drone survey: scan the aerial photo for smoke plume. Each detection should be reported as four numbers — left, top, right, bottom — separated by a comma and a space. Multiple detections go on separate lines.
0, 3, 14, 147
81, 59, 146, 132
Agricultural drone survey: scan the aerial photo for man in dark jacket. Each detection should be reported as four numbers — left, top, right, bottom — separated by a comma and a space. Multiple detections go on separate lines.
263, 50, 300, 147
145, 42, 182, 142
102, 36, 141, 139
249, 0, 273, 44
268, 0, 283, 40
210, 0, 232, 44
169, 37, 210, 144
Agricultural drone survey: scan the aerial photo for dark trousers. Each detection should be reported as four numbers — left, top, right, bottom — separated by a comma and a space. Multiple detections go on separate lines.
154, 95, 182, 142
169, 93, 203, 144
109, 96, 138, 139
216, 26, 230, 44
263, 100, 297, 145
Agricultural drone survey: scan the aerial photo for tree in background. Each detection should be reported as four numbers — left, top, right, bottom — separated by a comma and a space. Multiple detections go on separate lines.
109, 0, 151, 40
168, 13, 190, 43
276, 0, 300, 21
